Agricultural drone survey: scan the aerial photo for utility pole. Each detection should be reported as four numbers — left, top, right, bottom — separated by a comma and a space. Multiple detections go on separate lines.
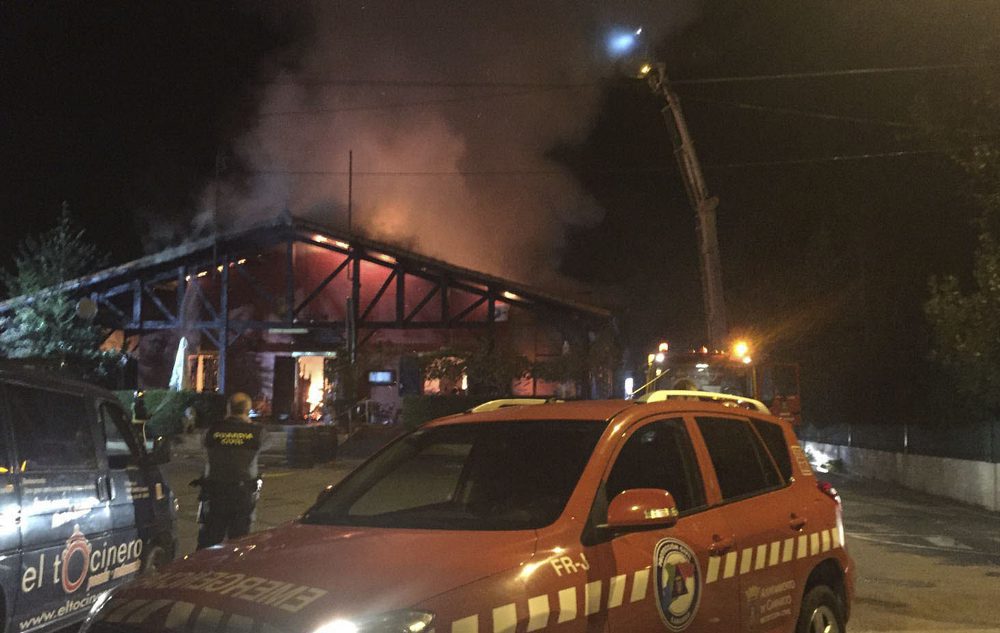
347, 149, 353, 234
645, 63, 728, 349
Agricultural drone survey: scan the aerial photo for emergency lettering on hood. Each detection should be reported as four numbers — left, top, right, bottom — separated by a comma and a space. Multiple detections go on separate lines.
134, 571, 327, 614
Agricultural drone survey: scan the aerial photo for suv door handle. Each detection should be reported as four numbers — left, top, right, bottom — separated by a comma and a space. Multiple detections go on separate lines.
95, 475, 111, 502
709, 535, 735, 555
789, 514, 807, 531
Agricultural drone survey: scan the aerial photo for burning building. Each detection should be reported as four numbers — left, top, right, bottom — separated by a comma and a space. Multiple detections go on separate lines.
0, 216, 612, 423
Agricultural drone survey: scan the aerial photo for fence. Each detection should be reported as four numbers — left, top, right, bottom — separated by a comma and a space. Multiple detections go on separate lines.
798, 419, 1000, 463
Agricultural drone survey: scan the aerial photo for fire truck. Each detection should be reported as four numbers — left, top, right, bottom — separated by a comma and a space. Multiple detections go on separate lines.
636, 340, 803, 425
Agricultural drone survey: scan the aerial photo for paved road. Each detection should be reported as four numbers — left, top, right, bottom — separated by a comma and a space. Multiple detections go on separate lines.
827, 474, 1000, 632
162, 452, 361, 555
160, 453, 999, 632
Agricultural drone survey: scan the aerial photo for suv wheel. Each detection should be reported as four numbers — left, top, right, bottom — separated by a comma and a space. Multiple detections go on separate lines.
796, 585, 844, 633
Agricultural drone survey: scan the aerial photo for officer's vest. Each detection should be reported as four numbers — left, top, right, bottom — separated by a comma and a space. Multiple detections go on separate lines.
204, 417, 263, 483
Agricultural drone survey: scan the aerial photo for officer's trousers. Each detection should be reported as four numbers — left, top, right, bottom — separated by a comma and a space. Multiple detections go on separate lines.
196, 482, 257, 549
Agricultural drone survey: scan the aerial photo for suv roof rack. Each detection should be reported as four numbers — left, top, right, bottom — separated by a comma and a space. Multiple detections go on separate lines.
634, 389, 770, 414
467, 398, 565, 413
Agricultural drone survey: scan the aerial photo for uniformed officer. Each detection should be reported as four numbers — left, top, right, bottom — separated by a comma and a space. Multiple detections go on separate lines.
196, 392, 263, 549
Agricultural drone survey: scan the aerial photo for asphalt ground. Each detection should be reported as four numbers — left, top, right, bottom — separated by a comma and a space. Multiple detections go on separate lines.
159, 451, 1000, 632
827, 473, 1000, 632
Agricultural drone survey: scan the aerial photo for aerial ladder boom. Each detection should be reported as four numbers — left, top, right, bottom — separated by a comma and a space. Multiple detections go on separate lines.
644, 63, 728, 350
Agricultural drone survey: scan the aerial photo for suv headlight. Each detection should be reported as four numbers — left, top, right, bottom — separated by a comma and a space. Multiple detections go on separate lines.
313, 610, 434, 633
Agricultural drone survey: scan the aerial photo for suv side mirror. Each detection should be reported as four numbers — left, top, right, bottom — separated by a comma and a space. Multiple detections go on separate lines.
150, 436, 171, 465
604, 488, 679, 530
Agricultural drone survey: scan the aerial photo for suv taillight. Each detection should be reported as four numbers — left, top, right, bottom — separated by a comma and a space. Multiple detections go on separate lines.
817, 480, 841, 505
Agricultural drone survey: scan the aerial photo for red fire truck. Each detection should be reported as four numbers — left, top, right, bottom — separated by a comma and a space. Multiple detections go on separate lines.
637, 340, 803, 425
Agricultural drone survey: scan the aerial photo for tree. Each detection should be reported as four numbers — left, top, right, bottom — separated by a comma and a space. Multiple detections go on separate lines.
421, 337, 530, 398
920, 72, 1000, 409
0, 207, 119, 378
531, 325, 620, 398
925, 211, 1000, 408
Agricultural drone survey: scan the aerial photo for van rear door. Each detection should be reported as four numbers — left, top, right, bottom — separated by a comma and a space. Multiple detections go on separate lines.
99, 400, 167, 572
5, 383, 114, 632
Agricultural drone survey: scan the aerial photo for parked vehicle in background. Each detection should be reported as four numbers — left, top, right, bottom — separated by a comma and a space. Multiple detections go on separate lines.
0, 365, 176, 633
80, 398, 851, 633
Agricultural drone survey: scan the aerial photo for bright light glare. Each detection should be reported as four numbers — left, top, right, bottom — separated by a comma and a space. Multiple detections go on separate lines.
313, 620, 358, 633
733, 341, 749, 358
654, 352, 665, 363
624, 377, 635, 397
606, 29, 639, 56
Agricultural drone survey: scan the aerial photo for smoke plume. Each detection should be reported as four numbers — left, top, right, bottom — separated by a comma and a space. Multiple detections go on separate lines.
204, 1, 696, 288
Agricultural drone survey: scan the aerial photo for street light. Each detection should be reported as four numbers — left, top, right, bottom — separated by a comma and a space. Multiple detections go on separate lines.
607, 27, 729, 349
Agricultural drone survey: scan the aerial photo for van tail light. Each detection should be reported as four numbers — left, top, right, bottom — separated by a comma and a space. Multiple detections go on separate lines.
817, 480, 841, 505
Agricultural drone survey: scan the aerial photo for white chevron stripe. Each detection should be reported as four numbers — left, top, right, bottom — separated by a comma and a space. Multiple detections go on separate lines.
706, 555, 721, 583
225, 614, 255, 633
163, 601, 194, 629
630, 568, 650, 602
768, 541, 781, 567
739, 548, 753, 575
526, 595, 549, 632
585, 580, 602, 615
782, 538, 795, 563
558, 587, 577, 622
810, 532, 820, 556
125, 599, 170, 624
822, 529, 831, 552
797, 534, 808, 559
832, 527, 842, 549
723, 551, 738, 578
104, 599, 146, 623
191, 607, 222, 633
493, 603, 517, 633
452, 615, 478, 633
755, 544, 768, 570
608, 574, 626, 608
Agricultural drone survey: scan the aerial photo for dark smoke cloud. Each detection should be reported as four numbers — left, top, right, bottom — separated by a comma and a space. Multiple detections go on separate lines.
204, 1, 697, 287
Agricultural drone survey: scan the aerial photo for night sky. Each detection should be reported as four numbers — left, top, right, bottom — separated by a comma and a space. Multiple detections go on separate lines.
3, 1, 999, 426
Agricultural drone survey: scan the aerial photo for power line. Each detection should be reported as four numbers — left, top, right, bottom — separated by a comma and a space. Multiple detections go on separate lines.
260, 78, 596, 89
705, 149, 948, 169
248, 149, 953, 178
258, 62, 993, 91
671, 62, 995, 85
258, 85, 595, 117
685, 96, 918, 129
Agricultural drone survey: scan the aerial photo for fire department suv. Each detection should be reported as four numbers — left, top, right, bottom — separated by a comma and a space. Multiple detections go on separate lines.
81, 399, 853, 633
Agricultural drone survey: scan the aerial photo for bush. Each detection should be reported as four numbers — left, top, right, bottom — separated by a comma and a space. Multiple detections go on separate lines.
114, 390, 227, 436
400, 395, 487, 429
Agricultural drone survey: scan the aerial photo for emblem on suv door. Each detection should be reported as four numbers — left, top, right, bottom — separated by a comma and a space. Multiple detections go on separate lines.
653, 538, 702, 631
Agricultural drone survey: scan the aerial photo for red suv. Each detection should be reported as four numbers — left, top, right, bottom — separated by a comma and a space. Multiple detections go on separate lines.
81, 399, 853, 633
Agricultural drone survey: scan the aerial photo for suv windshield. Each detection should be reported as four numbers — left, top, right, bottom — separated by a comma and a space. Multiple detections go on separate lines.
303, 420, 605, 531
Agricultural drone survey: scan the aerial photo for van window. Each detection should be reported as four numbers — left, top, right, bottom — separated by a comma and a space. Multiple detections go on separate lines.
7, 384, 97, 471
99, 403, 137, 469
605, 418, 705, 513
696, 416, 782, 500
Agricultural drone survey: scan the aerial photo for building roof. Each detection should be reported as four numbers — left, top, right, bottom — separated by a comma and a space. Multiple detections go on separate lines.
0, 215, 610, 321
